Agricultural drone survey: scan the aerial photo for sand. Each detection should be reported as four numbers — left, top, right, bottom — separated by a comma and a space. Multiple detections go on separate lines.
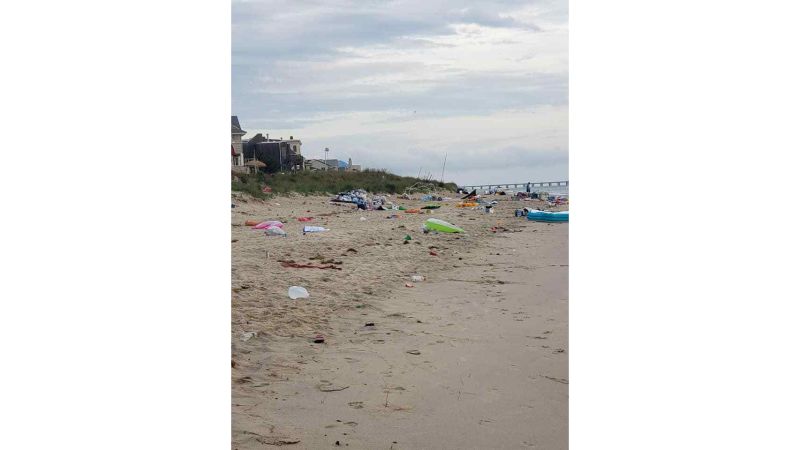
232, 193, 568, 449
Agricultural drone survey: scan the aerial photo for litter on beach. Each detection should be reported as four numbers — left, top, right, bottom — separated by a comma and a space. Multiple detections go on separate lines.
303, 226, 329, 233
252, 221, 284, 229
265, 226, 287, 237
423, 218, 465, 233
527, 210, 569, 223
288, 286, 310, 299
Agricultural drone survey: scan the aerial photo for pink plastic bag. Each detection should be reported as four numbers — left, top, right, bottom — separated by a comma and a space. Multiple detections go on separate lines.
252, 221, 284, 229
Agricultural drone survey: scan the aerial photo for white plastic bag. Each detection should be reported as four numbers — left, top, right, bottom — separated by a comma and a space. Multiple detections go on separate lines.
288, 286, 309, 299
265, 226, 287, 237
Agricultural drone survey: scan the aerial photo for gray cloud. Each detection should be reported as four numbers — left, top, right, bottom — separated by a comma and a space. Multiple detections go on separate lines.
232, 0, 568, 184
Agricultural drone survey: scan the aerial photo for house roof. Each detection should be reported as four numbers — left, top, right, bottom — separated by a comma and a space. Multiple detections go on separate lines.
232, 116, 246, 135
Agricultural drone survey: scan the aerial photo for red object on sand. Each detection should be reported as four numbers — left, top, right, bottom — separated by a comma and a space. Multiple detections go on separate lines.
405, 283, 414, 288
298, 217, 314, 222
429, 251, 438, 256
313, 334, 325, 343
261, 186, 272, 193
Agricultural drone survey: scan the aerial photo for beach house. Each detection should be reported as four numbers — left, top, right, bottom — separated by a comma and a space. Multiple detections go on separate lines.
242, 134, 304, 173
231, 116, 246, 170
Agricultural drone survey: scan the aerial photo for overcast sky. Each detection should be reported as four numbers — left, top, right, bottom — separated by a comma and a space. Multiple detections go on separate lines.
232, 0, 567, 185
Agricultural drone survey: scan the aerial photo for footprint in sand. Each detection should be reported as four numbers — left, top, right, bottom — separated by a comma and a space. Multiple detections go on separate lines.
348, 401, 364, 409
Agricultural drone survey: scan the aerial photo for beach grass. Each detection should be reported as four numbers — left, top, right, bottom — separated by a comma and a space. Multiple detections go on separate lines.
232, 169, 458, 197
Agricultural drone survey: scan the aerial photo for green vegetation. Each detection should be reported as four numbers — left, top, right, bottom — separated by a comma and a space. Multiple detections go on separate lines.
232, 169, 458, 197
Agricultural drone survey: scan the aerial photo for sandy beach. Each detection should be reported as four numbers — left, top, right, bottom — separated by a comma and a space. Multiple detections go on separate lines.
232, 193, 568, 449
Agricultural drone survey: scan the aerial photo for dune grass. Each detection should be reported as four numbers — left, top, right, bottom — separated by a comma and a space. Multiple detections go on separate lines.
232, 169, 458, 197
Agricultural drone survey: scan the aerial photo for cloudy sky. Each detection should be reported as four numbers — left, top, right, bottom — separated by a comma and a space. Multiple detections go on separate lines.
232, 0, 567, 185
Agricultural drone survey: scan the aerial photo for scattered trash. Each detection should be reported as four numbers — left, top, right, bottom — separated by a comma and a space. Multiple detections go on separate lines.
404, 209, 421, 214
261, 186, 272, 193
365, 322, 375, 327
313, 334, 326, 344
252, 220, 284, 229
303, 226, 329, 233
461, 189, 477, 199
265, 226, 287, 237
423, 218, 465, 233
360, 217, 367, 221
429, 251, 438, 256
244, 220, 260, 226
421, 205, 441, 209
331, 189, 368, 204
404, 234, 412, 241
421, 194, 443, 201
405, 283, 415, 288
298, 217, 314, 222
240, 331, 258, 342
406, 350, 421, 355
527, 210, 569, 223
411, 275, 425, 282
288, 286, 310, 299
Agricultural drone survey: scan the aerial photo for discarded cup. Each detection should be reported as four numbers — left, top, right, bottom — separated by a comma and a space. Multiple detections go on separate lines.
288, 286, 310, 299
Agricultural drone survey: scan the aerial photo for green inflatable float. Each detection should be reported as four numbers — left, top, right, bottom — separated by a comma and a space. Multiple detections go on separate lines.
424, 218, 465, 233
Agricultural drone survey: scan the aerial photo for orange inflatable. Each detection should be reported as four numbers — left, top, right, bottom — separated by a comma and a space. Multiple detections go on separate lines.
404, 209, 421, 213
456, 202, 478, 208
244, 220, 260, 226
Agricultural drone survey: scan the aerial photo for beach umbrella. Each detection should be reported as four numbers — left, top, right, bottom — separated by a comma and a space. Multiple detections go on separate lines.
244, 159, 266, 174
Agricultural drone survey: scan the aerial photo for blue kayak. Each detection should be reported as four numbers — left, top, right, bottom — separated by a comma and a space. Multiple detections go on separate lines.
527, 210, 569, 222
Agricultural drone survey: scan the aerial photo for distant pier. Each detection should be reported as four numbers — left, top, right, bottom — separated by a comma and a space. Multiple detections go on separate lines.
460, 181, 568, 191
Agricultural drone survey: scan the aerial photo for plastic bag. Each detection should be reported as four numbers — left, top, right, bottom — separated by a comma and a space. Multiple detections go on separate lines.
265, 226, 286, 237
288, 286, 309, 299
